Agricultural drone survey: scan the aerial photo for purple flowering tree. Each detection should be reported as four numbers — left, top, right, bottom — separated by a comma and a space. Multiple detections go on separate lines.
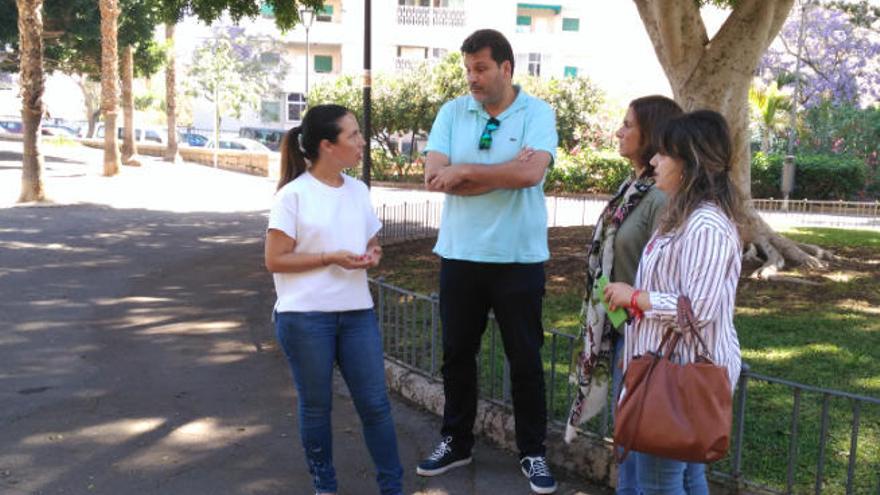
759, 3, 880, 108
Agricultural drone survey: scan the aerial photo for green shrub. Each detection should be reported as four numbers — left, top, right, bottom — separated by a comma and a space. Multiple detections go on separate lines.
589, 150, 631, 193
546, 148, 631, 194
751, 152, 867, 200
364, 149, 423, 182
750, 152, 784, 199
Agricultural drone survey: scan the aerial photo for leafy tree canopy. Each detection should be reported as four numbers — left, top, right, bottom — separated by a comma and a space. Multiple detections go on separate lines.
1, 0, 326, 74
158, 0, 324, 29
1, 0, 165, 77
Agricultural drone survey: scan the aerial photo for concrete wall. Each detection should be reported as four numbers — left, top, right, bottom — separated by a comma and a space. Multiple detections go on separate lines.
79, 138, 276, 178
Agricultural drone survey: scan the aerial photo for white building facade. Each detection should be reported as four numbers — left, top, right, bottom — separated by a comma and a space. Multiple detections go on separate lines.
186, 0, 626, 133
182, 1, 733, 134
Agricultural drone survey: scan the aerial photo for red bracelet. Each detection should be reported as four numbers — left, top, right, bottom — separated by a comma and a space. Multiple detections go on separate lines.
630, 290, 644, 320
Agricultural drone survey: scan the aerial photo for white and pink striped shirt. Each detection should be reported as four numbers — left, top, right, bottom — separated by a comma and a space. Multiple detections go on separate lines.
623, 202, 743, 390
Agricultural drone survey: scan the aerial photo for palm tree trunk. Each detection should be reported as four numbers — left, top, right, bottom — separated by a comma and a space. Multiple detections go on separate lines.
99, 0, 121, 176
16, 0, 46, 203
120, 44, 138, 165
164, 23, 180, 162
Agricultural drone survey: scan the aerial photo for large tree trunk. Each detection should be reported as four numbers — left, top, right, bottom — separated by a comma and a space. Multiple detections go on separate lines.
634, 0, 827, 277
16, 0, 46, 203
164, 23, 181, 163
99, 0, 120, 176
120, 44, 139, 166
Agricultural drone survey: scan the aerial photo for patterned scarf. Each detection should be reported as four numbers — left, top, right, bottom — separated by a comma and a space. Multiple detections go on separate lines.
564, 174, 655, 443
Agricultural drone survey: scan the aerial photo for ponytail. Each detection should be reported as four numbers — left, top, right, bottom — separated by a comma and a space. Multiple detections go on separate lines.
278, 126, 308, 190
276, 104, 351, 191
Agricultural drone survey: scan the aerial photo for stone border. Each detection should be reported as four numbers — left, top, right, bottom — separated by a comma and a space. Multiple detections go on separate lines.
383, 359, 617, 488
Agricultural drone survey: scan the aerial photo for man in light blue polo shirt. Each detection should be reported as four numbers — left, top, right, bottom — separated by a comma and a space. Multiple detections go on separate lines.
415, 29, 558, 494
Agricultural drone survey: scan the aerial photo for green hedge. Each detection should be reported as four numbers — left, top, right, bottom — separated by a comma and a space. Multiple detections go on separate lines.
545, 148, 631, 194
751, 152, 867, 200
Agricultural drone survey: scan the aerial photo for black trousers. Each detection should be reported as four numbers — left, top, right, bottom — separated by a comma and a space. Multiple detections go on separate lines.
438, 258, 547, 457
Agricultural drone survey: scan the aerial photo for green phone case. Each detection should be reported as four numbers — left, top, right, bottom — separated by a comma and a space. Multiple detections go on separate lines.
595, 275, 628, 328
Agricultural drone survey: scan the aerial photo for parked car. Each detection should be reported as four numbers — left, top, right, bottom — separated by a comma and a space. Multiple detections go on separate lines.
239, 126, 284, 151
204, 137, 271, 152
179, 132, 208, 147
94, 124, 166, 144
0, 120, 23, 133
41, 125, 78, 137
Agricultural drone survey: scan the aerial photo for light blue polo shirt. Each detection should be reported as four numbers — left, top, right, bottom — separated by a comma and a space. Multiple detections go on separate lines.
425, 87, 558, 263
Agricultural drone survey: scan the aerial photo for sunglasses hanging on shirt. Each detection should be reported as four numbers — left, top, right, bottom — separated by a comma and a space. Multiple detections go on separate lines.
478, 117, 501, 150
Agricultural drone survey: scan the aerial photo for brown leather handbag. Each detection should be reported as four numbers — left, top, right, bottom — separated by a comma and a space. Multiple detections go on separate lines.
613, 295, 732, 463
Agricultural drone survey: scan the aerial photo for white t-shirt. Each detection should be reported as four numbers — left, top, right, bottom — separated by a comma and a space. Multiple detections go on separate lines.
268, 172, 381, 312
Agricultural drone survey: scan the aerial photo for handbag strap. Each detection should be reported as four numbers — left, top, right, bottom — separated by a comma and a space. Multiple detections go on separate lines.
676, 295, 713, 360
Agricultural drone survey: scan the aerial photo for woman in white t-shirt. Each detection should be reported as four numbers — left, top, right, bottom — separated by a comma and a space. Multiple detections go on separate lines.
265, 104, 403, 495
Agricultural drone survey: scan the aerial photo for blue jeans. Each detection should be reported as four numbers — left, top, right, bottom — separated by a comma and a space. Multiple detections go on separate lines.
612, 335, 709, 495
275, 309, 403, 495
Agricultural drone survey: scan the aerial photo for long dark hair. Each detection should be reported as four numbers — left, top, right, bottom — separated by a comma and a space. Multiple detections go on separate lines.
656, 110, 745, 236
277, 104, 350, 190
629, 95, 683, 176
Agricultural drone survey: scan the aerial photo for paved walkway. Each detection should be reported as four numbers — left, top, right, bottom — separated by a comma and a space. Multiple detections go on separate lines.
0, 140, 608, 495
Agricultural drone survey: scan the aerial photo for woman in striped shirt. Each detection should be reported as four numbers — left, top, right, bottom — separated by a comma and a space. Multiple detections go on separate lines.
604, 110, 746, 495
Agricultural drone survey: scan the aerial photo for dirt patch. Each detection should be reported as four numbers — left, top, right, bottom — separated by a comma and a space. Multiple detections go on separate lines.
375, 226, 592, 295
376, 226, 880, 309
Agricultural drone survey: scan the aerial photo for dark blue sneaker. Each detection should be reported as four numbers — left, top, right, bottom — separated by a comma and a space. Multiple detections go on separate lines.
520, 455, 557, 494
416, 436, 472, 476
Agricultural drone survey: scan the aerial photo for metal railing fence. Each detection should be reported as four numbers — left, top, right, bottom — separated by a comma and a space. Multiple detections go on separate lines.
374, 197, 880, 245
375, 201, 442, 245
370, 277, 880, 494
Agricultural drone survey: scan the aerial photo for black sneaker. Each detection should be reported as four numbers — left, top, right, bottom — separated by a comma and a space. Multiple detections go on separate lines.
416, 436, 472, 476
520, 455, 557, 494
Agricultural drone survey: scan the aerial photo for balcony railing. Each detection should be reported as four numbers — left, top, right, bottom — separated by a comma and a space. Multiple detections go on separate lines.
396, 5, 465, 28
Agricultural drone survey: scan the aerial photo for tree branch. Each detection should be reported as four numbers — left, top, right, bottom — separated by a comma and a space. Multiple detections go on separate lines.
709, 0, 795, 75
633, 0, 708, 90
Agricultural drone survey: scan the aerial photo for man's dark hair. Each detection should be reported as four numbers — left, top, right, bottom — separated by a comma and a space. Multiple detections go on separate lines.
460, 29, 515, 74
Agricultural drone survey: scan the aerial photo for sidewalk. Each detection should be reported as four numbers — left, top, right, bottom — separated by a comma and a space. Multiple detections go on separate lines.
0, 141, 608, 495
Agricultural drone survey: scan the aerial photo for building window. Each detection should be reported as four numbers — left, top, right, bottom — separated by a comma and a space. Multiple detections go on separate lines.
564, 66, 578, 78
314, 55, 333, 73
432, 48, 448, 59
317, 5, 333, 22
527, 53, 541, 77
261, 100, 281, 123
398, 45, 428, 59
562, 17, 579, 31
287, 93, 306, 121
516, 15, 532, 33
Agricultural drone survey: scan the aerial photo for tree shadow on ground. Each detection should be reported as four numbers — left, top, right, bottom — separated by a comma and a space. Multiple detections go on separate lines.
0, 204, 375, 494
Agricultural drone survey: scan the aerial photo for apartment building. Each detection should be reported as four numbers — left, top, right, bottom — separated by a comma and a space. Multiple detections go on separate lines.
187, 0, 599, 132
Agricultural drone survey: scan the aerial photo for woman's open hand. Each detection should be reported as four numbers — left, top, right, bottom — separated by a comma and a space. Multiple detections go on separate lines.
326, 250, 372, 270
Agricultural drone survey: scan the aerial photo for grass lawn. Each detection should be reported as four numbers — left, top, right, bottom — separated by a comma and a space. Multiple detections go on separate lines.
373, 226, 880, 493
